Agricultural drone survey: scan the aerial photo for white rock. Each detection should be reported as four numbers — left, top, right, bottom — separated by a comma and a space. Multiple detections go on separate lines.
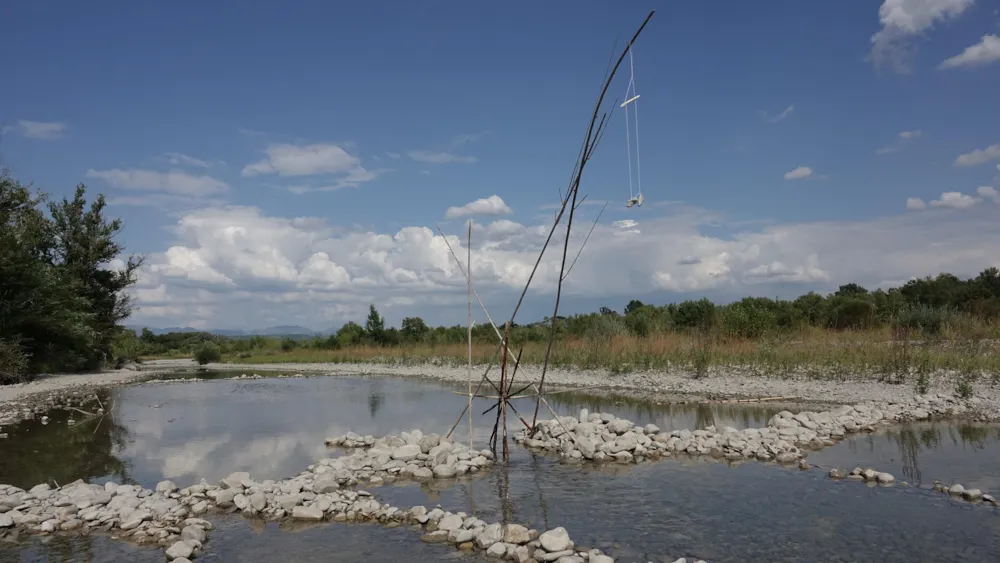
962, 488, 983, 501
165, 540, 194, 560
181, 525, 206, 543
292, 505, 324, 520
220, 471, 250, 489
539, 527, 571, 552
155, 480, 178, 494
487, 542, 508, 557
503, 523, 531, 544
432, 465, 457, 478
476, 523, 503, 548
392, 444, 421, 461
437, 513, 463, 532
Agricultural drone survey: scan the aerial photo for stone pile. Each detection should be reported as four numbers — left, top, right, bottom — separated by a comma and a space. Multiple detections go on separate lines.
1, 428, 644, 561
324, 429, 494, 481
0, 479, 211, 562
514, 394, 969, 466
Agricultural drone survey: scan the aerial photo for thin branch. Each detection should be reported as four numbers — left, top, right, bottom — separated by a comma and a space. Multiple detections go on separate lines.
531, 10, 656, 431
563, 202, 608, 281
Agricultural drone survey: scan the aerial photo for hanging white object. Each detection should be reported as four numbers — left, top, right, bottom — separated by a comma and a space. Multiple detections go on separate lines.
622, 43, 644, 209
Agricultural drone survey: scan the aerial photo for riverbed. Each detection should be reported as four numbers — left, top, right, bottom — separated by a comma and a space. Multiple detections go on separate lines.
2, 369, 1000, 562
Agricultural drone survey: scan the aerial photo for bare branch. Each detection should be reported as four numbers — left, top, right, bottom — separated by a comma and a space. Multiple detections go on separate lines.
531, 11, 657, 431
563, 201, 608, 281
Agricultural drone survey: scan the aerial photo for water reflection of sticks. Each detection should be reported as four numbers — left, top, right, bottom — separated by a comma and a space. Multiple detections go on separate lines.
367, 381, 383, 420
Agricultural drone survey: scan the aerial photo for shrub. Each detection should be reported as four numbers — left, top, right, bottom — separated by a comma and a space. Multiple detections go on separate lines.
0, 337, 30, 384
111, 328, 143, 367
894, 305, 946, 335
675, 298, 716, 331
720, 301, 776, 339
194, 342, 222, 365
280, 337, 298, 352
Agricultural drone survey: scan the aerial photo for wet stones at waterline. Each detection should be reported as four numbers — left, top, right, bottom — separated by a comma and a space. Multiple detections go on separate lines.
324, 429, 495, 482
827, 467, 896, 484
514, 394, 971, 466
0, 479, 213, 559
932, 481, 999, 504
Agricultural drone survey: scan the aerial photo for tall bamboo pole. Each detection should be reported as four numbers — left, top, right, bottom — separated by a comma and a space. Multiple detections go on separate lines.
467, 220, 473, 451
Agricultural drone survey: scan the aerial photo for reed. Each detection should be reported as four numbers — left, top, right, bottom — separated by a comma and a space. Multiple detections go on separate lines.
225, 327, 1000, 380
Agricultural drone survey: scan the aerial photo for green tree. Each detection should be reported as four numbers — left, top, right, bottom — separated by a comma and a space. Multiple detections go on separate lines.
835, 283, 868, 298
400, 316, 429, 342
2, 172, 143, 380
47, 184, 144, 368
365, 304, 386, 344
624, 299, 645, 315
336, 321, 365, 347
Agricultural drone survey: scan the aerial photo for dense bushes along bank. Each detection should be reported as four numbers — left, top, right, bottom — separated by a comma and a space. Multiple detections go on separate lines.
134, 270, 1000, 383
1, 171, 142, 383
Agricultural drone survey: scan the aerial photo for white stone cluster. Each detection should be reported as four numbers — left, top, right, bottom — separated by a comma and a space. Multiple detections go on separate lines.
515, 394, 970, 465
0, 479, 210, 562
324, 429, 494, 480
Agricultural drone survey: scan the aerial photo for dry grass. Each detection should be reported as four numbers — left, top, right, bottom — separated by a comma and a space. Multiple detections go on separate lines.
225, 327, 1000, 380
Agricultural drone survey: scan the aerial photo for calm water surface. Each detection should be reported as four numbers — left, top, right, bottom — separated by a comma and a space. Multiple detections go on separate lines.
1, 370, 999, 562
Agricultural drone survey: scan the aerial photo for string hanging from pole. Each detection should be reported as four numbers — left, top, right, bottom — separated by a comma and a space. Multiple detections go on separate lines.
622, 44, 644, 209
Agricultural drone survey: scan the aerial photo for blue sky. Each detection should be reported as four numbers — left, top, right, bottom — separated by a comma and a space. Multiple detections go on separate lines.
4, 0, 1000, 331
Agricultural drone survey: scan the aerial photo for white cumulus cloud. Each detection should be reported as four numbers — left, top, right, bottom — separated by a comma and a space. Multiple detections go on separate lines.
242, 143, 374, 178
445, 195, 513, 219
977, 185, 1000, 203
955, 143, 1000, 167
127, 200, 1000, 330
939, 34, 1000, 69
784, 166, 813, 180
870, 0, 976, 73
930, 191, 981, 208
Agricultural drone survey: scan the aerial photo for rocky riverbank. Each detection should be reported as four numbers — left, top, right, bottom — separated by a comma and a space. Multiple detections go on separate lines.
0, 360, 193, 428
204, 360, 1000, 420
2, 428, 707, 563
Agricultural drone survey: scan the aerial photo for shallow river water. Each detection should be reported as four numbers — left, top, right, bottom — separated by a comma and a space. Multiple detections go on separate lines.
2, 370, 1000, 562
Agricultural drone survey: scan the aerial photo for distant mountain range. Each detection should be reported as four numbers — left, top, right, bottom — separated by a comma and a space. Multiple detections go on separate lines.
125, 324, 325, 337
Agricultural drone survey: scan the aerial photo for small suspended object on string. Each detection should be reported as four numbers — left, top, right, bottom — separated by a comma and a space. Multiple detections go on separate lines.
622, 43, 645, 209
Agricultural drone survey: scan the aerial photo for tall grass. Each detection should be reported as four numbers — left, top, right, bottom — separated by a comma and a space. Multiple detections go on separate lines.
223, 322, 1000, 379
